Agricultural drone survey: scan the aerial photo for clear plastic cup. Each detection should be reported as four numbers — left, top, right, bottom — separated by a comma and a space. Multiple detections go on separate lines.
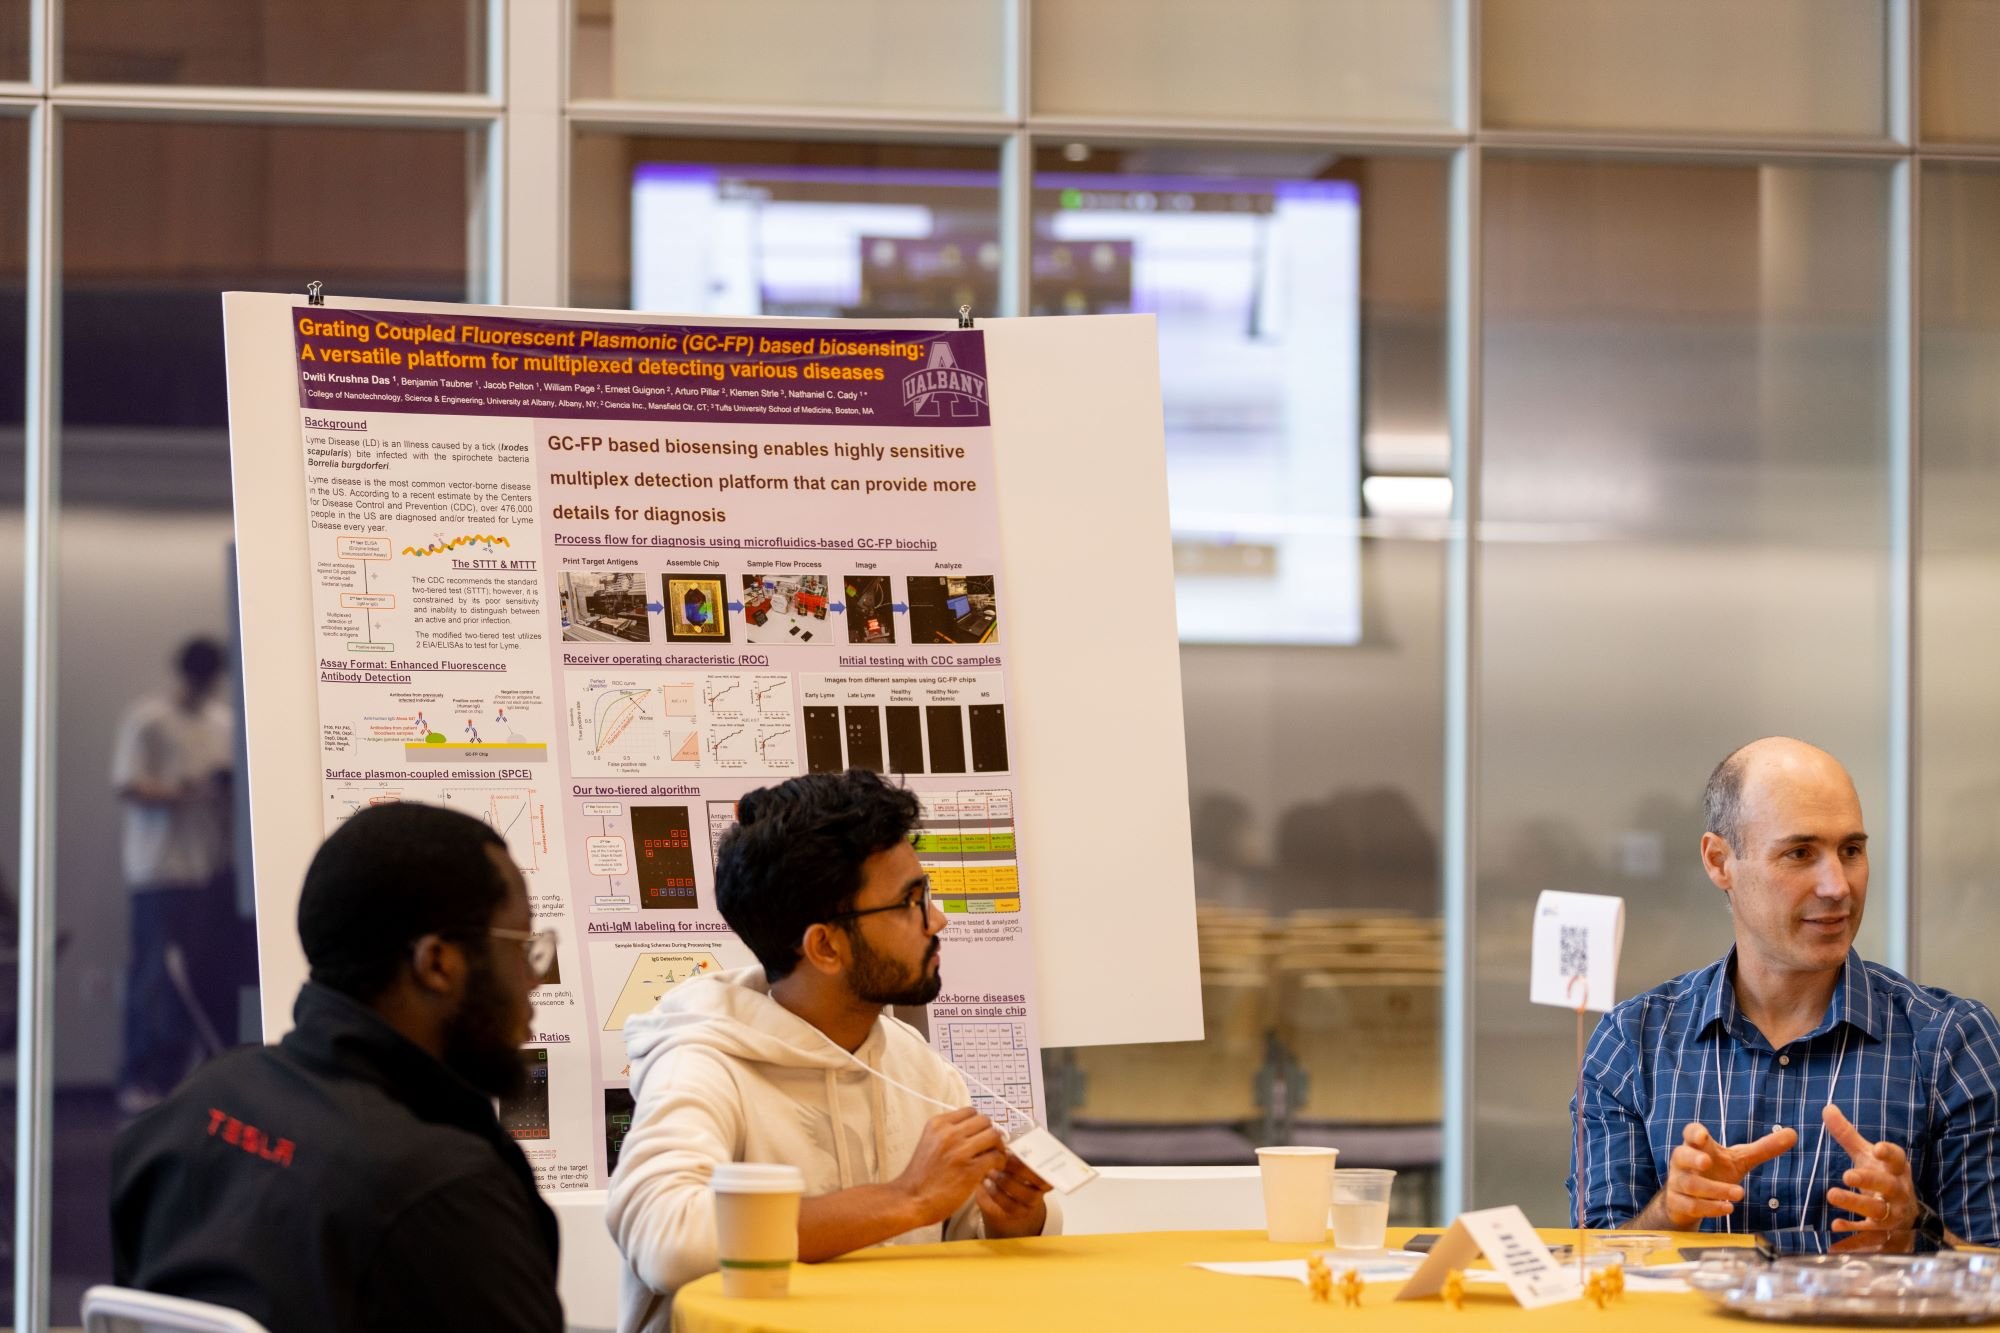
1256, 1146, 1337, 1243
711, 1162, 804, 1297
1593, 1232, 1672, 1268
1330, 1168, 1396, 1251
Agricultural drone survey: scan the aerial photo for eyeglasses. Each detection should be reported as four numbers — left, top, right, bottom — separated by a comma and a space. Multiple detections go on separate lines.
825, 885, 933, 927
487, 926, 559, 980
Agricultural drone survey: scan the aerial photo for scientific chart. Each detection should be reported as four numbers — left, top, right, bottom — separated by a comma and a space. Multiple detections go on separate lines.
284, 306, 1048, 1188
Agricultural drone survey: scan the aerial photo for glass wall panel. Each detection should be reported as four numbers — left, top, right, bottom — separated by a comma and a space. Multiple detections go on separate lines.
52, 117, 480, 1322
568, 132, 1000, 314
1920, 0, 2000, 144
1917, 163, 2000, 1006
570, 0, 1005, 112
1031, 0, 1453, 128
1029, 146, 1449, 1202
1476, 155, 1893, 1222
1482, 0, 1889, 139
11, 0, 1983, 1295
0, 111, 27, 1315
60, 0, 485, 92
0, 0, 24, 81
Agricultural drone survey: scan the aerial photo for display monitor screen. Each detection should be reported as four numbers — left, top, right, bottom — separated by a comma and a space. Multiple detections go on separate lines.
632, 163, 1361, 645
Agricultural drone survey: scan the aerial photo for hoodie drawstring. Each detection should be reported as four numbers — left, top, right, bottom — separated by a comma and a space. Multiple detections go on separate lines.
867, 1064, 892, 1182
825, 1067, 855, 1189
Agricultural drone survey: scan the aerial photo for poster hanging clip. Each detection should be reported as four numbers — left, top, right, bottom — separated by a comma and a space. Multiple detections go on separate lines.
957, 304, 974, 329
306, 280, 326, 307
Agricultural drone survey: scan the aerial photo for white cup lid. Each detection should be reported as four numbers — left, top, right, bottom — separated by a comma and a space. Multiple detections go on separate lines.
711, 1163, 806, 1194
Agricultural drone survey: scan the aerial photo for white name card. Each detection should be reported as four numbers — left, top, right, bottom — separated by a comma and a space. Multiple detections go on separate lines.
1006, 1125, 1097, 1195
1529, 890, 1624, 1013
1397, 1205, 1582, 1310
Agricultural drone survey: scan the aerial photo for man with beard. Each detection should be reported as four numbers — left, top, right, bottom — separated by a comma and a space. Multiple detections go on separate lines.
608, 770, 1056, 1332
110, 802, 564, 1333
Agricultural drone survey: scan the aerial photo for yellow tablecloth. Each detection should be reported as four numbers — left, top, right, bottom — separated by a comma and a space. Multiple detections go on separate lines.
672, 1227, 1754, 1333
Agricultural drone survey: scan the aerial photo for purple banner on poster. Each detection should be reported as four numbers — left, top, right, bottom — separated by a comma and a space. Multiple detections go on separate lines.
290, 308, 990, 428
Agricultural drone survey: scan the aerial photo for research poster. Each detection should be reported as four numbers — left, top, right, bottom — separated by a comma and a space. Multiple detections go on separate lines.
290, 307, 1043, 1189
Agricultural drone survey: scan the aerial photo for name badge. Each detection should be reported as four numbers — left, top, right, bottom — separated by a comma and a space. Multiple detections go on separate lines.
1005, 1125, 1098, 1194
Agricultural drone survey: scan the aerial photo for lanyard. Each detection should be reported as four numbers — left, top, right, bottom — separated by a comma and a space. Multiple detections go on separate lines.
811, 1024, 1041, 1137
1704, 1025, 1851, 1233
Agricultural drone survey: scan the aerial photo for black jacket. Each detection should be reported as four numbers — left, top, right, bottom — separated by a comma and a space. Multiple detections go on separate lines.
111, 983, 563, 1333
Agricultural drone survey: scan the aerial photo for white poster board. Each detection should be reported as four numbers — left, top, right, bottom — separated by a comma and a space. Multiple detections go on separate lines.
222, 293, 1200, 1055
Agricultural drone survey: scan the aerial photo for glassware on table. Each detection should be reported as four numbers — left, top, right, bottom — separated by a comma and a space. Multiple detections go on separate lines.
1690, 1250, 2000, 1324
1330, 1168, 1396, 1251
1591, 1232, 1673, 1268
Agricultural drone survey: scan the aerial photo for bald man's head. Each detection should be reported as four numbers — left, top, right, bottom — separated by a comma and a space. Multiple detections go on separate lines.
1703, 737, 1857, 855
1699, 737, 1869, 977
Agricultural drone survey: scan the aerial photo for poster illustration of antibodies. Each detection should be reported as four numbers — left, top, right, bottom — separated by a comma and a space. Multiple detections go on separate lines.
291, 308, 1040, 1188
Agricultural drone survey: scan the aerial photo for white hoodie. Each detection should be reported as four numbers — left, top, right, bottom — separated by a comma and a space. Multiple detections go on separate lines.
606, 966, 1060, 1333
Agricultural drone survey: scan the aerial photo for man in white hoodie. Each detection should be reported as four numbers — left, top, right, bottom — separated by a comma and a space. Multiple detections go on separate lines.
607, 770, 1057, 1330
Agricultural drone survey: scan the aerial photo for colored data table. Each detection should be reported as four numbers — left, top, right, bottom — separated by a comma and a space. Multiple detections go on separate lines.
914, 788, 1021, 914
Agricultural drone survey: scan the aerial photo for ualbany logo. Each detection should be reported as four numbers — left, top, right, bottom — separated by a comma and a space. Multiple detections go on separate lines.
902, 341, 988, 418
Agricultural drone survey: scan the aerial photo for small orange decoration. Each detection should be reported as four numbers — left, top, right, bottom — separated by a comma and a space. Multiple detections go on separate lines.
1306, 1253, 1332, 1304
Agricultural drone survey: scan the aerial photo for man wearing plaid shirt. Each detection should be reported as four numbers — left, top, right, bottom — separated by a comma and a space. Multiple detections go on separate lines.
1570, 737, 2000, 1243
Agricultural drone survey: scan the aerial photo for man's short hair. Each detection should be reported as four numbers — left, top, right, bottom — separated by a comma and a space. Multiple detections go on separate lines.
298, 802, 510, 1001
1704, 736, 1816, 852
1704, 740, 1786, 854
714, 770, 921, 981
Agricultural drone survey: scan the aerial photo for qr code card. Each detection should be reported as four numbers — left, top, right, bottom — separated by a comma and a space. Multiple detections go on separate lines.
1529, 890, 1625, 1013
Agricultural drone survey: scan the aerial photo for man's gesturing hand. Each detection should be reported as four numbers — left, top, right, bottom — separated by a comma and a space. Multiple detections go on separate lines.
893, 1107, 1009, 1226
1823, 1104, 1920, 1233
1656, 1122, 1798, 1229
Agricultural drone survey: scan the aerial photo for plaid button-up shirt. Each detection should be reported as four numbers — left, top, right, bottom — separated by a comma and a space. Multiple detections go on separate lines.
1568, 949, 2000, 1243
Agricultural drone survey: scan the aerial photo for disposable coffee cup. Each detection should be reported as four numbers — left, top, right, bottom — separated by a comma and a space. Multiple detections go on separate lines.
1256, 1146, 1337, 1243
711, 1162, 805, 1297
1330, 1167, 1396, 1251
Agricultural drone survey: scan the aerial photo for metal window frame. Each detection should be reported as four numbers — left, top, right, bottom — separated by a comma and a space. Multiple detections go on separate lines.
17, 76, 58, 1333
1888, 0, 1921, 980
9, 3, 515, 1327
11, 1, 2000, 1320
1440, 0, 1482, 1224
1444, 0, 1926, 1219
546, 0, 1950, 1225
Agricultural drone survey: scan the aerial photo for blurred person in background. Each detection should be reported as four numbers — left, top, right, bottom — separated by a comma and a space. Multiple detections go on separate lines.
112, 636, 236, 1113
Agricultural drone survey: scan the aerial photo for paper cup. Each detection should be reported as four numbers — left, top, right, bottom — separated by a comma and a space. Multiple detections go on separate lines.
1256, 1146, 1337, 1243
711, 1163, 804, 1297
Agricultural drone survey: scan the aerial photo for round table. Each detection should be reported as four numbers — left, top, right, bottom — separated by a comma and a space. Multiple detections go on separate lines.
672, 1227, 1745, 1332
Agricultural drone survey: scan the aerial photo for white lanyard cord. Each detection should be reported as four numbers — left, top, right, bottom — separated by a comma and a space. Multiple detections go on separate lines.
810, 1026, 1041, 1136
1700, 1039, 1729, 1234
1712, 1026, 1852, 1233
